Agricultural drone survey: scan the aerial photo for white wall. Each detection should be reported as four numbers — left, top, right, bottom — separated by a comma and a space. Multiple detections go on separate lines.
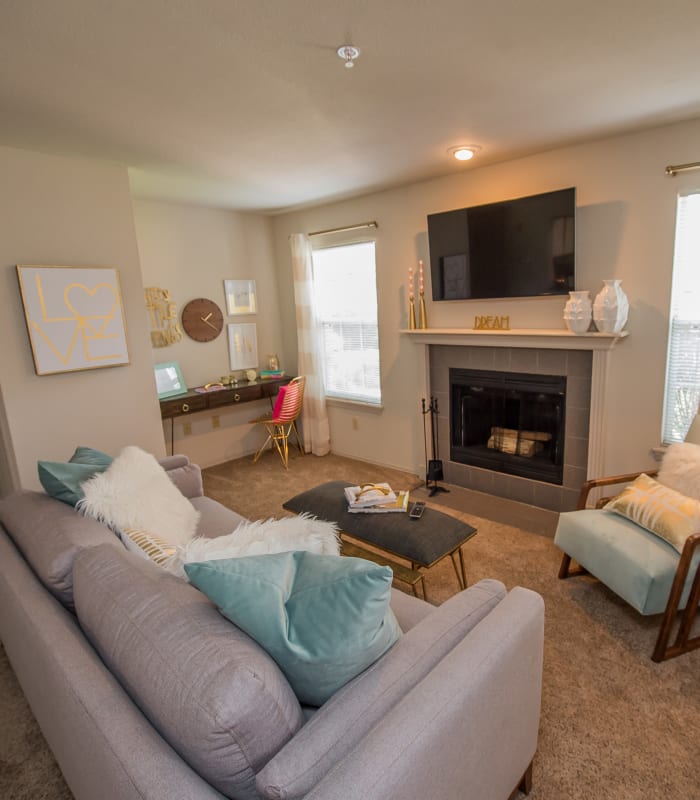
271, 117, 700, 479
132, 199, 286, 467
0, 145, 165, 495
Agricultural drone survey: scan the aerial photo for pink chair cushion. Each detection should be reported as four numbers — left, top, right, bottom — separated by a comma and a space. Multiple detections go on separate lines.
271, 385, 288, 420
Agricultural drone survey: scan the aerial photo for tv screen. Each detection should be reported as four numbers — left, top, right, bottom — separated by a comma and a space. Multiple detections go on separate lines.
427, 187, 576, 301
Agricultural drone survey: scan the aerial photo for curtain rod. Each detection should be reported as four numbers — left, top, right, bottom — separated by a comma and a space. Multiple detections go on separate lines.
308, 221, 378, 237
665, 161, 700, 176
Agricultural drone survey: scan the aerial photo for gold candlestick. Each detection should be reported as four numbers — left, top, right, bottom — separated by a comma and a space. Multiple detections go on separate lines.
419, 291, 428, 329
409, 298, 417, 329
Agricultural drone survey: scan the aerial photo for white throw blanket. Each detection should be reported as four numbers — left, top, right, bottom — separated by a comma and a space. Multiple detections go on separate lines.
165, 513, 341, 578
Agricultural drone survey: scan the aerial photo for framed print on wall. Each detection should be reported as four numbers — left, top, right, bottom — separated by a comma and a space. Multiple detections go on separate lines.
16, 265, 130, 375
228, 323, 258, 371
224, 279, 257, 315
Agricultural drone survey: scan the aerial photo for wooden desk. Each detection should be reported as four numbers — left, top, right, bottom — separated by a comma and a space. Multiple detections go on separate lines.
159, 377, 288, 454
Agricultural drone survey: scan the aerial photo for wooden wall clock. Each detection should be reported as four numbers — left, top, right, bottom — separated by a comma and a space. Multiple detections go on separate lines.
181, 298, 224, 342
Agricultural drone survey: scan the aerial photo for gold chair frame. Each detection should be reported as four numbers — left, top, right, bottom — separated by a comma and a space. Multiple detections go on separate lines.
251, 376, 305, 468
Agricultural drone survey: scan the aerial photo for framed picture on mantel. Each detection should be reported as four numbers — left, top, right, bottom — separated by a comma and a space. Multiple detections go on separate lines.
224, 279, 257, 316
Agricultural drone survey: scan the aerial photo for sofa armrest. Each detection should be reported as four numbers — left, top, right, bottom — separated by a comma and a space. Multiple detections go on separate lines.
159, 455, 204, 499
304, 587, 544, 800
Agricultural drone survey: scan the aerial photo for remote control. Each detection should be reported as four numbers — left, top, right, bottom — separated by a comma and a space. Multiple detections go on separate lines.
409, 501, 426, 520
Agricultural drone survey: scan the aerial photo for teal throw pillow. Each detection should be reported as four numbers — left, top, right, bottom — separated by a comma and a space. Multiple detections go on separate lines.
69, 446, 113, 467
38, 447, 113, 506
185, 551, 401, 706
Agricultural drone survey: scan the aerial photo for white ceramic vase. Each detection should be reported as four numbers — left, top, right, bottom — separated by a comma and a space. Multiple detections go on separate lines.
563, 290, 592, 334
593, 280, 629, 333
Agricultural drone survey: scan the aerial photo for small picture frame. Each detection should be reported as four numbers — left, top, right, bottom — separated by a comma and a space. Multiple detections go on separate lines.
224, 279, 257, 316
228, 323, 258, 371
154, 361, 188, 399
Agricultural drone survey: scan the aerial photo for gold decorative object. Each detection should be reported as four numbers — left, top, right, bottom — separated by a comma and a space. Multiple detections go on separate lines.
418, 259, 428, 328
409, 298, 417, 329
473, 315, 511, 331
144, 287, 183, 347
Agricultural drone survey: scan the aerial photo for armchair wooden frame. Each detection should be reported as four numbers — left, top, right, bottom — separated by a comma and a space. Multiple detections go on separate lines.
558, 470, 700, 662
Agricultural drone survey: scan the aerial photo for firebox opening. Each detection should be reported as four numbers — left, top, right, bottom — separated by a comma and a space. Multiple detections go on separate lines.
450, 368, 566, 485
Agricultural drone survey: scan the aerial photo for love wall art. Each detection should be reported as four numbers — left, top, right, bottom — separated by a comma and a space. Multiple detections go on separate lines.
16, 265, 130, 375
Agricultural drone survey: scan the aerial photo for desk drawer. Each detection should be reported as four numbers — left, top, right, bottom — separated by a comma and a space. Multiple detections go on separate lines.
160, 395, 208, 418
208, 385, 263, 407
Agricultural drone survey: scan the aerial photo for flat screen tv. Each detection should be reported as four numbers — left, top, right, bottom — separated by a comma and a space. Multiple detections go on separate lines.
427, 187, 576, 301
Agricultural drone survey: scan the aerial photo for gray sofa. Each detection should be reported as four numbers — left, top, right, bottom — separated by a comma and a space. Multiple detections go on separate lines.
0, 454, 545, 800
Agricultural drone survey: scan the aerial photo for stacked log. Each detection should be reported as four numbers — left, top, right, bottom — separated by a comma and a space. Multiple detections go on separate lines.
487, 427, 551, 458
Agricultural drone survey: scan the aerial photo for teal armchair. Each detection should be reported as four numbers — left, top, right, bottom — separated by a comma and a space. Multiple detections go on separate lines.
555, 468, 700, 662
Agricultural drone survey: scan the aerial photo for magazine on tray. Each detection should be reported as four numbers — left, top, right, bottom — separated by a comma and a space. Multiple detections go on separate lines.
344, 482, 397, 508
347, 490, 410, 514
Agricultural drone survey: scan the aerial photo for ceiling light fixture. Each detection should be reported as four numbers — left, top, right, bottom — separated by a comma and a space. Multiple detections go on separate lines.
337, 45, 360, 68
448, 145, 481, 161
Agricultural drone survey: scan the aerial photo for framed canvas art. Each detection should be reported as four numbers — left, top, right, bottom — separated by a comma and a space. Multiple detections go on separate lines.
16, 265, 130, 375
228, 323, 258, 371
224, 279, 257, 315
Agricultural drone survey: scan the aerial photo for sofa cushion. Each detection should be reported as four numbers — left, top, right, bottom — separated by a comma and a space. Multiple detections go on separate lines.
37, 446, 113, 506
0, 490, 119, 609
554, 508, 700, 614
73, 544, 304, 800
604, 472, 700, 552
190, 495, 249, 539
78, 446, 199, 547
256, 579, 506, 800
185, 551, 402, 706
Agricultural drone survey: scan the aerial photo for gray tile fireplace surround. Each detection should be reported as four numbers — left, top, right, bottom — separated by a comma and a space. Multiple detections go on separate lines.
430, 344, 592, 513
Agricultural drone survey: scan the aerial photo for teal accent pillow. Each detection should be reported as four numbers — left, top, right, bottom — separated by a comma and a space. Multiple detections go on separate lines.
38, 447, 113, 506
185, 551, 401, 706
69, 446, 113, 467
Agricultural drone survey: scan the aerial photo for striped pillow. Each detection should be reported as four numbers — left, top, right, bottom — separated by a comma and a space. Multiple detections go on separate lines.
120, 527, 177, 566
604, 473, 700, 552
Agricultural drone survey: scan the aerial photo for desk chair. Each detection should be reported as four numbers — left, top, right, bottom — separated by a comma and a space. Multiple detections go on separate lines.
251, 376, 305, 468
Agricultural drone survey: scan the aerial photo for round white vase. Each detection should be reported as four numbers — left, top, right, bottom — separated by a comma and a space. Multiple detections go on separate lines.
593, 280, 629, 333
563, 290, 592, 334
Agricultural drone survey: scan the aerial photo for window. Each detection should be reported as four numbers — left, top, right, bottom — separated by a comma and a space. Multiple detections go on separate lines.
662, 191, 700, 443
311, 241, 381, 404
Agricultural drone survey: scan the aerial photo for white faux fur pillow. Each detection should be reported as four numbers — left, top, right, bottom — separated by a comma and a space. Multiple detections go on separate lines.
165, 513, 340, 578
77, 446, 199, 546
657, 442, 700, 501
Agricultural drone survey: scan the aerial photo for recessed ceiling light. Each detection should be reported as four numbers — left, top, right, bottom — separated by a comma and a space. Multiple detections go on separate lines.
448, 145, 481, 161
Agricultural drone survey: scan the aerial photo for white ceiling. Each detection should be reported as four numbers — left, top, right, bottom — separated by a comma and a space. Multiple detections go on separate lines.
2, 1, 700, 214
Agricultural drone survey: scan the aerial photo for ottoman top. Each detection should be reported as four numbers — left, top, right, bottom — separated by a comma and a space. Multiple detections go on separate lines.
284, 481, 476, 567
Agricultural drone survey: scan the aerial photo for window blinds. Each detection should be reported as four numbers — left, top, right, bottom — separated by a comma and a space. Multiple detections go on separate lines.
311, 241, 381, 404
662, 192, 700, 443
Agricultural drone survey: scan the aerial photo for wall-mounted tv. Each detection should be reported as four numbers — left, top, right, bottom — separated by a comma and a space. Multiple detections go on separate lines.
427, 187, 576, 301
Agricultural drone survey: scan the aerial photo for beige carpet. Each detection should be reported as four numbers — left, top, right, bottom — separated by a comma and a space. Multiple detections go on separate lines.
1, 449, 699, 799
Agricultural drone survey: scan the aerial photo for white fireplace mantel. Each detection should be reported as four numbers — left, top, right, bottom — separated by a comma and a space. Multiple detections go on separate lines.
400, 328, 628, 350
402, 327, 629, 481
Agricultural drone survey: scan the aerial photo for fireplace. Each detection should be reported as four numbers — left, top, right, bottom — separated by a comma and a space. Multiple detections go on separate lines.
450, 368, 566, 485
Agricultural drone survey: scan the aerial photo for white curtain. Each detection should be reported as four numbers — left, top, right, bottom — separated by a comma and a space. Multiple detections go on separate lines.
289, 233, 331, 455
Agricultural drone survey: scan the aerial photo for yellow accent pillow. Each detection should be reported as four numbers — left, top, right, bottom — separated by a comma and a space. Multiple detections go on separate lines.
121, 528, 177, 566
604, 473, 700, 552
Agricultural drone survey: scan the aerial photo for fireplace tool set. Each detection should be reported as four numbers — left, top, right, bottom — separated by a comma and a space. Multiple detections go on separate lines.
421, 397, 449, 497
